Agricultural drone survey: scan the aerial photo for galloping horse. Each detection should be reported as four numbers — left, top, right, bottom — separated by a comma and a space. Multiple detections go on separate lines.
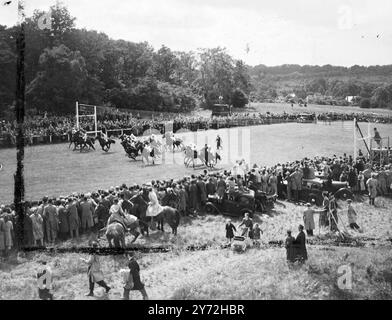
163, 132, 184, 152
184, 144, 219, 168
95, 132, 116, 152
141, 140, 163, 165
69, 131, 95, 152
121, 138, 144, 160
129, 193, 180, 236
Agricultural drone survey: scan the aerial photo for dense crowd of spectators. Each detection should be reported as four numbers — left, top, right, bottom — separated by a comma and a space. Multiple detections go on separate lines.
1, 110, 391, 148
1, 151, 391, 257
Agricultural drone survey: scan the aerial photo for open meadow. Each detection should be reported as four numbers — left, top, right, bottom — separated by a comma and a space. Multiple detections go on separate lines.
245, 102, 392, 116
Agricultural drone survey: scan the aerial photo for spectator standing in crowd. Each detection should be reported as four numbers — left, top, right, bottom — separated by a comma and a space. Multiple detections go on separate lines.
285, 230, 296, 264
293, 225, 307, 263
0, 214, 5, 257
4, 215, 13, 255
80, 196, 94, 233
367, 173, 378, 206
225, 219, 236, 243
43, 199, 58, 245
81, 242, 111, 297
67, 197, 80, 239
31, 208, 44, 246
23, 206, 34, 248
358, 171, 366, 194
122, 252, 149, 300
57, 199, 69, 241
290, 168, 303, 203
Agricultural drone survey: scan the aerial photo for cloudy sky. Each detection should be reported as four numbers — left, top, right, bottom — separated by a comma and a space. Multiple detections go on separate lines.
1, 0, 392, 66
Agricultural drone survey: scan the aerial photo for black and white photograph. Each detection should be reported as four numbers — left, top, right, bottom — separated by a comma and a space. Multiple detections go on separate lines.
0, 0, 392, 304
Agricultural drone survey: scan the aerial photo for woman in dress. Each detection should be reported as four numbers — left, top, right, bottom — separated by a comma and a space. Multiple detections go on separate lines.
146, 187, 163, 228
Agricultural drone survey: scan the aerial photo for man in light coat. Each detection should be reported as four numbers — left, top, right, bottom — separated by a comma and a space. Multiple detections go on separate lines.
303, 203, 324, 236
80, 196, 94, 233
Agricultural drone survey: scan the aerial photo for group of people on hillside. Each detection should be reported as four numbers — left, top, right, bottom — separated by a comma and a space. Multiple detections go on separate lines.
0, 149, 390, 257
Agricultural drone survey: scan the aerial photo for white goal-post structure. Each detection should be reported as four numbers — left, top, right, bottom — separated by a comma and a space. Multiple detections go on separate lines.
353, 118, 371, 159
75, 101, 99, 136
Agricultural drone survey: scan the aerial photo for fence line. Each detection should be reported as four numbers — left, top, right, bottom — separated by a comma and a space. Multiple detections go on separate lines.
0, 117, 357, 149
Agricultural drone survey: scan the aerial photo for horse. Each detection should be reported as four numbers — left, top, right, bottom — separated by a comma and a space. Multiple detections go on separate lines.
141, 140, 162, 165
95, 132, 115, 152
69, 132, 95, 152
184, 144, 218, 168
121, 138, 144, 160
163, 132, 184, 152
130, 193, 180, 235
103, 213, 141, 248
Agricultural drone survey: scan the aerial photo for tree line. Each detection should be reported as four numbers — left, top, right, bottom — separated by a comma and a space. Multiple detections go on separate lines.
1, 4, 392, 118
0, 4, 250, 117
249, 65, 392, 109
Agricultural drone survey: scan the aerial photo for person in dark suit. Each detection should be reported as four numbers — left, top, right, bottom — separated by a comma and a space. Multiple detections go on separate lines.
196, 176, 207, 210
204, 144, 209, 166
293, 225, 308, 263
123, 252, 149, 300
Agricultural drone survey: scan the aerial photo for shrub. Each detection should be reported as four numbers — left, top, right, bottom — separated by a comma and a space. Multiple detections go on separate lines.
231, 88, 248, 108
360, 98, 371, 109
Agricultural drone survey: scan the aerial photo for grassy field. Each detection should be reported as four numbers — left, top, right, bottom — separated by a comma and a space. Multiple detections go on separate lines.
1, 197, 391, 300
1, 121, 392, 204
245, 102, 392, 116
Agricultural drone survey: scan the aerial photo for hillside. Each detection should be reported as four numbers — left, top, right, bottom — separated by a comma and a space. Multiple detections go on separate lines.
1, 197, 391, 300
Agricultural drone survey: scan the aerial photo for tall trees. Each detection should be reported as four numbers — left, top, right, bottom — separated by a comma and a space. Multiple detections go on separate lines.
26, 45, 87, 113
196, 47, 251, 108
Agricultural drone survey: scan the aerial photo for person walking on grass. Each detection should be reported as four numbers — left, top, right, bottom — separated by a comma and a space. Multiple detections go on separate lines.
122, 252, 149, 300
81, 242, 111, 297
252, 223, 263, 246
238, 212, 253, 238
347, 199, 360, 231
225, 219, 236, 244
37, 259, 53, 300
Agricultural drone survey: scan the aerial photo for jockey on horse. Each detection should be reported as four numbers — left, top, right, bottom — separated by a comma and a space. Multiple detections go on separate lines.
78, 127, 88, 142
146, 185, 163, 229
101, 128, 109, 143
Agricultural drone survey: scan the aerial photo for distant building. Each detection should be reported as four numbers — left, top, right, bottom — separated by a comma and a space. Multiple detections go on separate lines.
345, 96, 361, 104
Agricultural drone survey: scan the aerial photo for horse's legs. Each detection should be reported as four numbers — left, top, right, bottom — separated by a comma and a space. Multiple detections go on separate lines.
121, 235, 126, 248
107, 235, 113, 248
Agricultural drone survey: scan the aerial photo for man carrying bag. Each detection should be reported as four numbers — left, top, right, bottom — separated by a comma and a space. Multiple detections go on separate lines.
121, 252, 149, 300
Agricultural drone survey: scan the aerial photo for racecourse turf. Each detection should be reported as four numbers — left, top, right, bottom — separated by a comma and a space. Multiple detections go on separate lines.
1, 121, 392, 203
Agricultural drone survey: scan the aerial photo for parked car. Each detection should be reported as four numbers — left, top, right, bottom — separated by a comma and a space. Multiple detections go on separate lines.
205, 191, 256, 217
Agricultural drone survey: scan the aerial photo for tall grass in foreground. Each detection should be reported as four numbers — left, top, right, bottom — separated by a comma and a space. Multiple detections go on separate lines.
0, 198, 391, 300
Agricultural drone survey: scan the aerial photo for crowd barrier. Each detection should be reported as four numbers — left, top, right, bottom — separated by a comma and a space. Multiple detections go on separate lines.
0, 116, 379, 149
